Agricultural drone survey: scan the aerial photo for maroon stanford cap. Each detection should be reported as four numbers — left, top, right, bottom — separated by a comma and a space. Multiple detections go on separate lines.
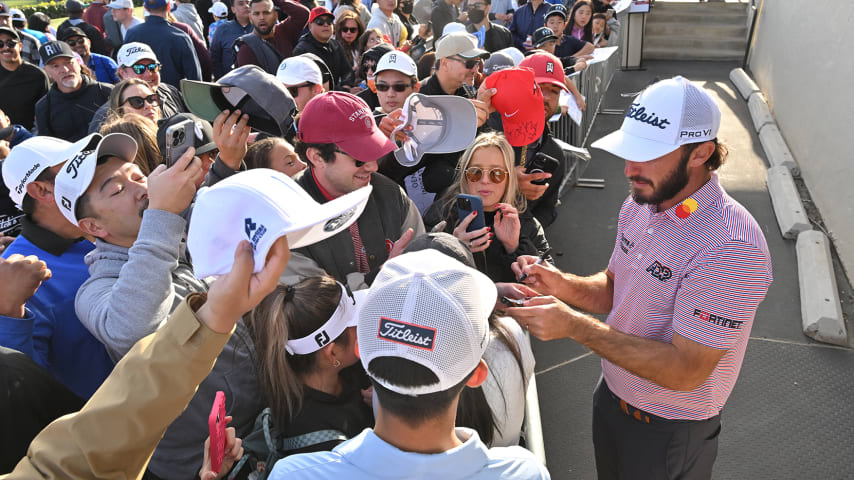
297, 91, 396, 163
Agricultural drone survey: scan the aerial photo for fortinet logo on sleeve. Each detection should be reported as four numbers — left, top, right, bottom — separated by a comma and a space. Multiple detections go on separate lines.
693, 309, 744, 329
377, 317, 436, 351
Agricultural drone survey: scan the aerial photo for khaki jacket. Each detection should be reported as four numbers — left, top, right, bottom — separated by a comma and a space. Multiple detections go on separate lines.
2, 294, 230, 480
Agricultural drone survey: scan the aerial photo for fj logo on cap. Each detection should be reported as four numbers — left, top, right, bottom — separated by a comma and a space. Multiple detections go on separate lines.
546, 62, 554, 73
244, 217, 267, 249
377, 317, 436, 351
61, 196, 72, 211
324, 207, 356, 232
65, 150, 94, 179
315, 330, 330, 347
626, 103, 670, 129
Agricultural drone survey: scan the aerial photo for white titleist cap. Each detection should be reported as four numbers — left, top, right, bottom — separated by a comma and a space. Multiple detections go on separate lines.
208, 1, 228, 17
188, 168, 372, 278
3, 136, 73, 209
591, 76, 721, 162
357, 250, 495, 396
276, 56, 323, 87
287, 284, 366, 355
116, 42, 158, 68
53, 133, 139, 226
375, 51, 417, 77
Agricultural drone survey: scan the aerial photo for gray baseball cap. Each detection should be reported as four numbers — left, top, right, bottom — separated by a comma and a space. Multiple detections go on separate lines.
391, 93, 478, 167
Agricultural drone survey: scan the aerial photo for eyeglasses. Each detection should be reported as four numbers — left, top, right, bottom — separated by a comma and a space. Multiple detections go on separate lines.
449, 56, 482, 70
465, 167, 508, 184
375, 82, 415, 92
335, 148, 365, 167
340, 26, 359, 33
0, 39, 20, 48
64, 37, 86, 47
131, 63, 161, 75
122, 93, 162, 109
286, 82, 312, 97
313, 18, 333, 26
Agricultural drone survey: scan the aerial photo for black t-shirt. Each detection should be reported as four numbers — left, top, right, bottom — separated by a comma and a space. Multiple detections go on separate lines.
554, 34, 587, 58
467, 22, 514, 53
0, 62, 49, 131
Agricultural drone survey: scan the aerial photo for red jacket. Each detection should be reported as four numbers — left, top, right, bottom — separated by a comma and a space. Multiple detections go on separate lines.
82, 1, 108, 32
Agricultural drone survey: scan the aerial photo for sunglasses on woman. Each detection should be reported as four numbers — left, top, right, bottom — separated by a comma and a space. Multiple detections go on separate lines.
465, 167, 508, 184
374, 82, 415, 92
131, 63, 161, 74
122, 93, 162, 109
340, 26, 359, 33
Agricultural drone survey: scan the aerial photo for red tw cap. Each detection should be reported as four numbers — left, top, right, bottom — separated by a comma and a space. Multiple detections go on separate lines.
519, 52, 568, 93
308, 6, 334, 24
297, 91, 396, 163
485, 67, 545, 147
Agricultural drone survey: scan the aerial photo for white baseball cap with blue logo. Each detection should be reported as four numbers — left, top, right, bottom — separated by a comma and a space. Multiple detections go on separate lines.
591, 76, 721, 162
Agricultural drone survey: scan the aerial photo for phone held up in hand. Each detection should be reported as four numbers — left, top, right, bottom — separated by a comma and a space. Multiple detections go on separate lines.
165, 119, 195, 167
208, 391, 226, 475
456, 193, 485, 233
525, 152, 560, 186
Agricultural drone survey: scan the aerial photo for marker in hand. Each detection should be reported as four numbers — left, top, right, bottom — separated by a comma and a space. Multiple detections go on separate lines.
518, 247, 552, 283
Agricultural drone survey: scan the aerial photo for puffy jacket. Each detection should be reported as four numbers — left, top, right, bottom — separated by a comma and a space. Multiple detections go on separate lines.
34, 75, 112, 141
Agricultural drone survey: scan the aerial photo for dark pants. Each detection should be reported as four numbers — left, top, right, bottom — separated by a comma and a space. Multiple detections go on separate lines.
592, 379, 721, 480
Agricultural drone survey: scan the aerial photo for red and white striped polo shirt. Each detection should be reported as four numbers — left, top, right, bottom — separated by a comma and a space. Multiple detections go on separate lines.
604, 173, 773, 420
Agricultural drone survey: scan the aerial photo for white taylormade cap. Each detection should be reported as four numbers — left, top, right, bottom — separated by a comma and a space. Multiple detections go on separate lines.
3, 136, 73, 209
358, 250, 495, 396
375, 51, 417, 77
188, 168, 372, 278
591, 76, 721, 162
276, 56, 322, 87
53, 133, 139, 226
116, 42, 158, 68
287, 285, 366, 355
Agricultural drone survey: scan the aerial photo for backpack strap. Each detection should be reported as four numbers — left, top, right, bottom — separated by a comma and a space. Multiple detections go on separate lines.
280, 429, 348, 452
234, 33, 283, 74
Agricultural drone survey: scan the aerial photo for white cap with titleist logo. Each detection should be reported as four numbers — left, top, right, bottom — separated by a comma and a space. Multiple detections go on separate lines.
116, 42, 158, 68
357, 249, 496, 396
2, 136, 73, 209
591, 76, 721, 162
53, 133, 139, 226
188, 168, 372, 278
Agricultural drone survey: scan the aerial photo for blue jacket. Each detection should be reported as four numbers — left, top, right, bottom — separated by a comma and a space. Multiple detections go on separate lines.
124, 16, 202, 88
210, 19, 253, 79
0, 220, 113, 399
87, 53, 120, 84
508, 1, 552, 50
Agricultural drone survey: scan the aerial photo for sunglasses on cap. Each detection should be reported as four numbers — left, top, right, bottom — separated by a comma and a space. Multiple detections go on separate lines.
335, 148, 366, 167
450, 56, 481, 70
131, 63, 161, 74
375, 82, 415, 92
340, 26, 359, 33
122, 93, 162, 109
64, 37, 86, 47
0, 39, 19, 48
313, 17, 333, 26
286, 82, 313, 97
464, 166, 508, 184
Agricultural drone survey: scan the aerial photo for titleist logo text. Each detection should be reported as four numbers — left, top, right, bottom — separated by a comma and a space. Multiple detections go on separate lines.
626, 103, 671, 129
377, 317, 437, 351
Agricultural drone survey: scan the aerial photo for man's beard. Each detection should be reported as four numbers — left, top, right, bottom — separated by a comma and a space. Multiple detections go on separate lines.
255, 23, 273, 35
629, 149, 690, 206
139, 197, 149, 218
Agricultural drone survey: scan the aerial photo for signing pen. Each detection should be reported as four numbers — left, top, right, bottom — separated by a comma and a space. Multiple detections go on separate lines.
518, 247, 552, 283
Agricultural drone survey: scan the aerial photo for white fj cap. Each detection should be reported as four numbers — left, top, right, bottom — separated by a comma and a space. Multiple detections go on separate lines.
53, 133, 139, 226
208, 1, 228, 17
276, 56, 323, 87
286, 285, 367, 355
591, 76, 721, 162
188, 168, 372, 278
3, 136, 73, 209
116, 42, 158, 68
357, 250, 495, 396
375, 51, 417, 77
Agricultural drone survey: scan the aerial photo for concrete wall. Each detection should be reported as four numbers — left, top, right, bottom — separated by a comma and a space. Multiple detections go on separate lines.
748, 0, 854, 277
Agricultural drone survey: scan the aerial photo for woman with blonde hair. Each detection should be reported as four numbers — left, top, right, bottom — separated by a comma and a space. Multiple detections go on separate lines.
99, 113, 162, 175
424, 132, 552, 282
106, 78, 162, 124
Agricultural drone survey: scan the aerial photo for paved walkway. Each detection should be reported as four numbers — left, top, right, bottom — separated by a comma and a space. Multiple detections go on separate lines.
536, 60, 854, 479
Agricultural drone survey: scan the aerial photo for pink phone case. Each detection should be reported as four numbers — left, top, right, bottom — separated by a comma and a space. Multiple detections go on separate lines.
208, 391, 226, 474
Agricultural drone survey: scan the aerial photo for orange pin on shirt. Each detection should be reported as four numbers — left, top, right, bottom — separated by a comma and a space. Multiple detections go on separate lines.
676, 198, 698, 219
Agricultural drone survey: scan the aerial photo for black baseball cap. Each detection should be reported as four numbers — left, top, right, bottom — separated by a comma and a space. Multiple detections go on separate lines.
0, 2, 10, 16
65, 0, 85, 13
39, 41, 75, 65
0, 26, 19, 41
58, 26, 86, 41
546, 3, 567, 21
532, 26, 558, 48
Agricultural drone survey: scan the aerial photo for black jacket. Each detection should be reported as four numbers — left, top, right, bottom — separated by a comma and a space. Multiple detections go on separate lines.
424, 199, 552, 283
466, 22, 513, 53
35, 75, 112, 142
292, 33, 354, 88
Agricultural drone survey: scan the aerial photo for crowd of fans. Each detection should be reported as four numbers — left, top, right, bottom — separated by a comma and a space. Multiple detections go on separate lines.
1, 0, 732, 478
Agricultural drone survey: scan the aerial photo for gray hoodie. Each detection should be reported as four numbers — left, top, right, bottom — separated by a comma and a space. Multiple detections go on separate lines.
75, 207, 263, 479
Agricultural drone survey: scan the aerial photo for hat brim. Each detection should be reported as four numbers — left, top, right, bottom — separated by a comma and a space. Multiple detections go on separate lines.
180, 79, 225, 125
196, 141, 218, 155
590, 129, 680, 163
336, 126, 397, 163
533, 75, 569, 93
285, 184, 373, 249
534, 36, 557, 48
458, 48, 490, 60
